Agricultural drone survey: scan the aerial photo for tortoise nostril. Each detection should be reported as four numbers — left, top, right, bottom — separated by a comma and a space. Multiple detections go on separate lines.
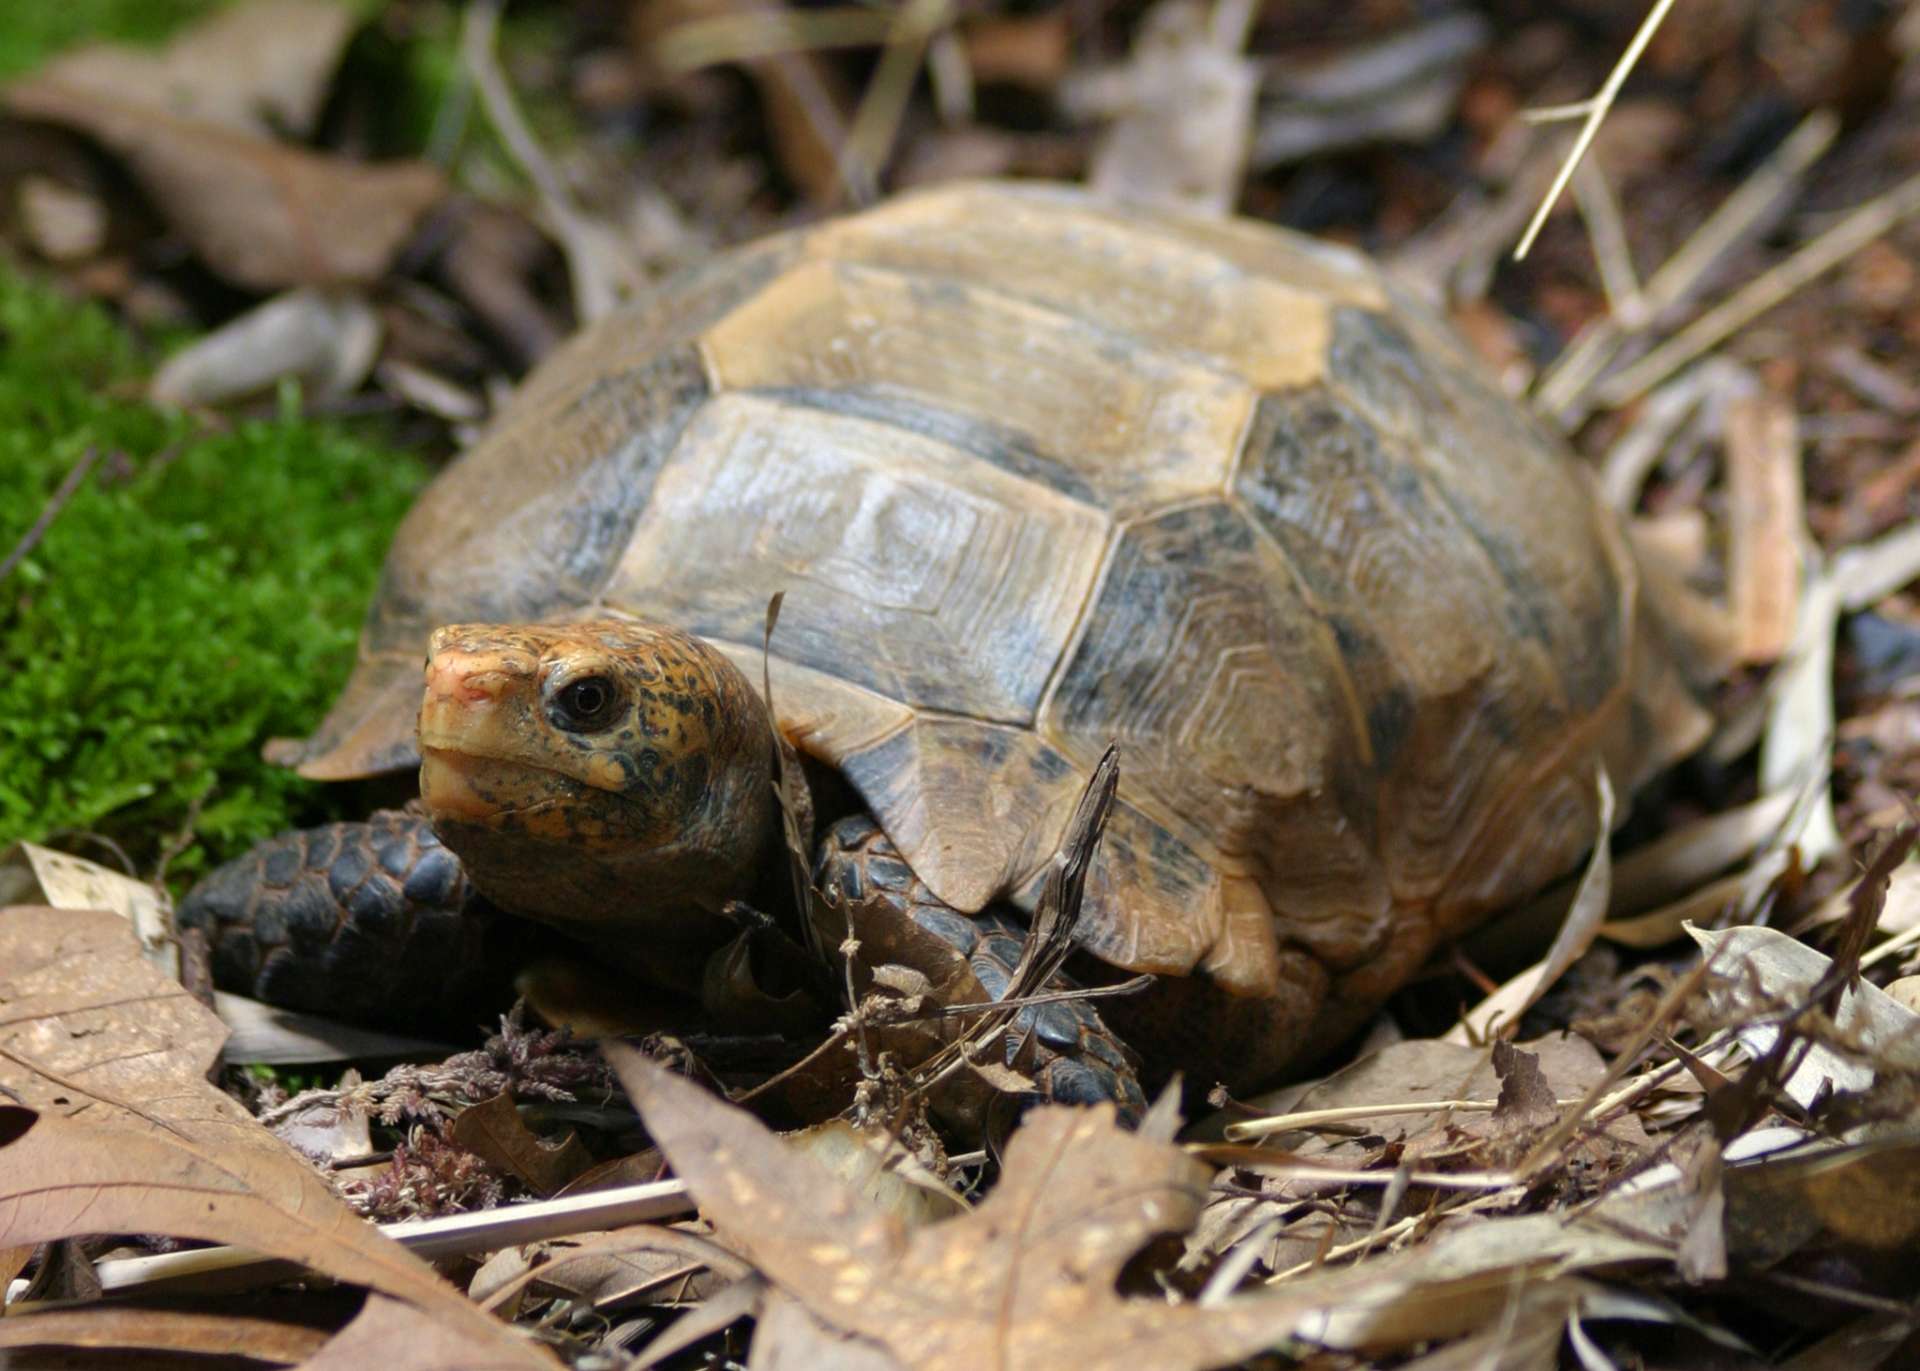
427, 656, 509, 705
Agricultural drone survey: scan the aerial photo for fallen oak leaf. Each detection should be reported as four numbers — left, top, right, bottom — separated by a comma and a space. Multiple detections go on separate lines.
15, 0, 358, 140
293, 1293, 550, 1371
0, 906, 554, 1367
611, 1042, 1520, 1371
3, 85, 444, 291
449, 1091, 595, 1197
0, 1306, 330, 1365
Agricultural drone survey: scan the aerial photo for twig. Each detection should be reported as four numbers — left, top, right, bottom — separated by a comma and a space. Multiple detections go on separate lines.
911, 973, 1154, 1020
1596, 168, 1920, 409
5, 1179, 693, 1303
1533, 109, 1838, 425
1571, 160, 1640, 316
461, 0, 643, 321
1221, 1097, 1593, 1144
1833, 515, 1920, 612
1512, 0, 1675, 261
1596, 359, 1754, 510
840, 0, 951, 201
0, 446, 100, 584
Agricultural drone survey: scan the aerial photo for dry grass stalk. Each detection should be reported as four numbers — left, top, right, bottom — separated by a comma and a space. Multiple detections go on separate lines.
1597, 359, 1755, 509
462, 0, 644, 320
1512, 0, 1675, 261
1595, 167, 1920, 409
842, 0, 954, 200
1222, 1097, 1588, 1145
653, 7, 897, 69
1536, 110, 1839, 424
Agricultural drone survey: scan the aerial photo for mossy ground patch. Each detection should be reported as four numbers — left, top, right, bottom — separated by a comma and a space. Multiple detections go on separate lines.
0, 270, 427, 880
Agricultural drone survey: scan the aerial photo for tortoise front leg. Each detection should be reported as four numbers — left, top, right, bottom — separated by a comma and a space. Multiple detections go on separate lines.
177, 810, 517, 1031
814, 815, 1147, 1121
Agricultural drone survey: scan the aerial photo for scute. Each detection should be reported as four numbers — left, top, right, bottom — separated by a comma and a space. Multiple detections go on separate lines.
284, 235, 804, 778
603, 390, 1108, 722
698, 255, 1254, 516
284, 180, 1672, 1015
806, 180, 1381, 389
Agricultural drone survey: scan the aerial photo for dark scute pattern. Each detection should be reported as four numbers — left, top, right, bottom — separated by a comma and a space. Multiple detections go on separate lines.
177, 811, 517, 1031
1326, 306, 1624, 714
813, 815, 1146, 1121
755, 385, 1101, 505
364, 348, 711, 645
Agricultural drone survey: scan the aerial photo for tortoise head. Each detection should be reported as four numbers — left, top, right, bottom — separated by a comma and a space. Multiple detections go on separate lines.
416, 620, 777, 956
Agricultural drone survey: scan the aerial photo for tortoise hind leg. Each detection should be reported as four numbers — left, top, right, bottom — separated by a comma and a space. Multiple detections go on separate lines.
178, 809, 518, 1032
815, 815, 1147, 1121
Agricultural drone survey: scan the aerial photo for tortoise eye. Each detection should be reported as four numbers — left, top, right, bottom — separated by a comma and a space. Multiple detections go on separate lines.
550, 675, 620, 732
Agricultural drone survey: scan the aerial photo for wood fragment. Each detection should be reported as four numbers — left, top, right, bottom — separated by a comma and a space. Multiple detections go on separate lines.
1724, 393, 1806, 663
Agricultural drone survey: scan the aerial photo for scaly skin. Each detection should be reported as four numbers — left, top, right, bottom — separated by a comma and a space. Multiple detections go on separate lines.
183, 619, 1145, 1112
417, 621, 781, 995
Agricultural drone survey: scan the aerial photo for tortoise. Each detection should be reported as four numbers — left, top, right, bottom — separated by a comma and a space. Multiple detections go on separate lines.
179, 180, 1712, 1111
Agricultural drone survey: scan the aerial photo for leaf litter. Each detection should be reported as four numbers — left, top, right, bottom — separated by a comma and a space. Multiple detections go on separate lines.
9, 1, 1920, 1368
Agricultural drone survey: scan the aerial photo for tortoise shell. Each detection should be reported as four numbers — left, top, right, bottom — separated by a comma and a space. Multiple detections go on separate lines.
279, 181, 1704, 1015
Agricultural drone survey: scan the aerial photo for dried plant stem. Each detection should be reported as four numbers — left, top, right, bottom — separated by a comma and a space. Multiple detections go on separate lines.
1535, 109, 1838, 424
842, 0, 952, 200
1512, 0, 1675, 262
655, 8, 897, 70
1596, 168, 1920, 409
0, 446, 99, 584
1833, 515, 1920, 612
462, 0, 641, 320
1572, 161, 1640, 315
8, 1179, 693, 1303
1222, 1097, 1590, 1144
1857, 917, 1920, 972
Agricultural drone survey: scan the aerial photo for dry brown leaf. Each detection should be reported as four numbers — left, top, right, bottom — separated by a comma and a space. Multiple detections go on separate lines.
1231, 1033, 1645, 1167
1488, 1039, 1559, 1133
609, 1042, 1635, 1368
3, 86, 444, 291
0, 1306, 329, 1365
0, 841, 175, 977
19, 0, 357, 139
450, 1092, 595, 1197
1726, 1137, 1920, 1261
294, 1293, 547, 1371
0, 905, 553, 1367
750, 1290, 906, 1369
1690, 924, 1920, 1105
474, 1223, 741, 1314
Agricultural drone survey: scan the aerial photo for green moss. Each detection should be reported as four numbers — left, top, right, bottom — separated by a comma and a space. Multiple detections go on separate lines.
0, 0, 235, 79
0, 270, 428, 878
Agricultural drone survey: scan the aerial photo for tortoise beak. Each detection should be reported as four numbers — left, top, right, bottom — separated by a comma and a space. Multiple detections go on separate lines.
417, 636, 538, 746
417, 636, 545, 821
